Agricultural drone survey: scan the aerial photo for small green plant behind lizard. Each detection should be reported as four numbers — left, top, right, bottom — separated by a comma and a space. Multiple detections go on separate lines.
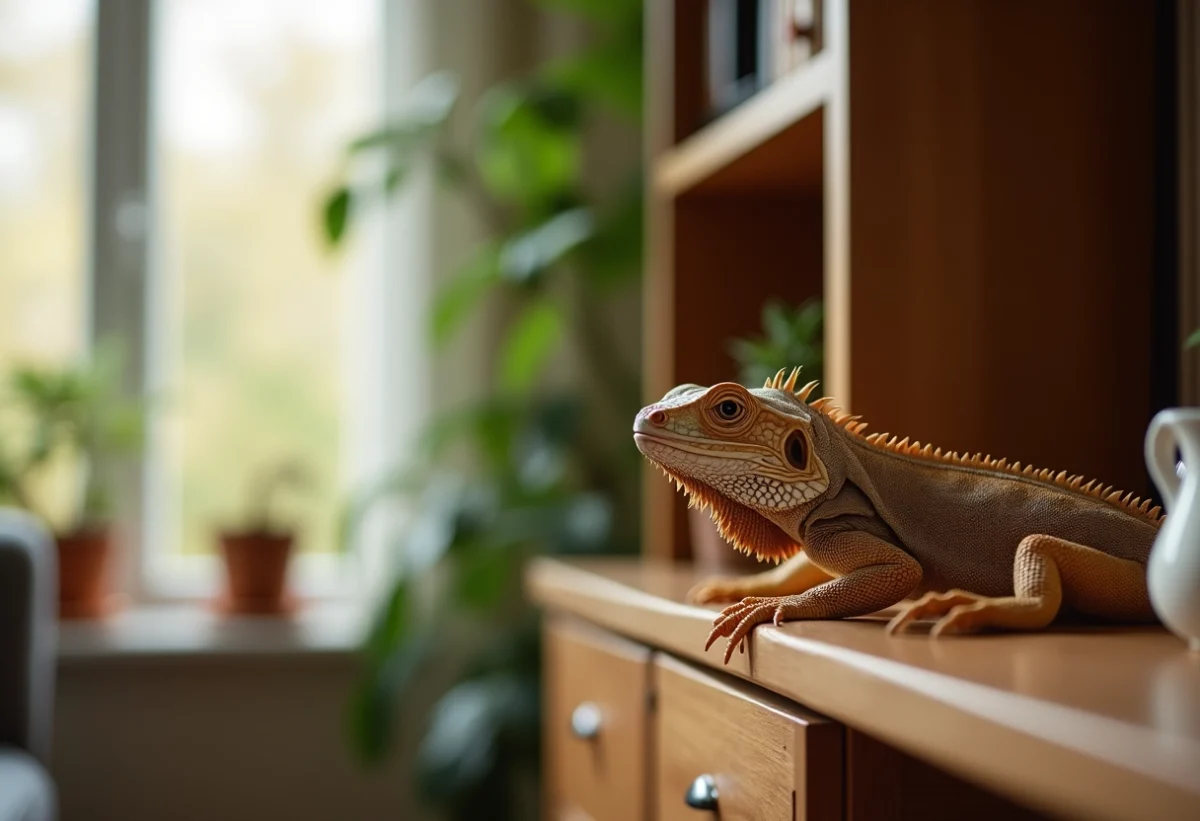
635, 367, 1161, 662
728, 297, 823, 390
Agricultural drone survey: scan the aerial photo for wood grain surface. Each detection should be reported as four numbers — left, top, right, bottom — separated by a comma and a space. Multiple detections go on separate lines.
544, 618, 652, 821
527, 557, 1200, 821
653, 654, 841, 821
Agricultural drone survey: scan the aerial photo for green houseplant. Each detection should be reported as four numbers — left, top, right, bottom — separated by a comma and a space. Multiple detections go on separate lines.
321, 1, 643, 818
216, 461, 310, 615
729, 297, 824, 390
0, 343, 144, 617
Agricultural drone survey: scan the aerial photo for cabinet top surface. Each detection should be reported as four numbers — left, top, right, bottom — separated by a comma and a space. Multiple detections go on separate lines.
527, 557, 1200, 821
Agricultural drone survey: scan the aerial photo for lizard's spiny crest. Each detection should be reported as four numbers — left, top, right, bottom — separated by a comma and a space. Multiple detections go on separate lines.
810, 397, 1165, 526
765, 366, 820, 402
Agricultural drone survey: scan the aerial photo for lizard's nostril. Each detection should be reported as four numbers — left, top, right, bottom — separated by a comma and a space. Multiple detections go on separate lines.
648, 410, 667, 426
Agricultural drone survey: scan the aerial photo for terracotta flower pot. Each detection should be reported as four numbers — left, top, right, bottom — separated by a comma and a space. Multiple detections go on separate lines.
688, 505, 762, 575
57, 527, 118, 619
217, 531, 295, 615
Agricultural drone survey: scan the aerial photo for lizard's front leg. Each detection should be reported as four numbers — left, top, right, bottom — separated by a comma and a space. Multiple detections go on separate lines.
705, 530, 921, 663
688, 552, 833, 604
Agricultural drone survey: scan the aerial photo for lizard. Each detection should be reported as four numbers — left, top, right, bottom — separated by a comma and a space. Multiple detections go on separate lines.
632, 367, 1162, 663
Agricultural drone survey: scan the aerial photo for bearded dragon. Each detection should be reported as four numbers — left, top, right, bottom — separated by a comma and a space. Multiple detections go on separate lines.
633, 368, 1162, 663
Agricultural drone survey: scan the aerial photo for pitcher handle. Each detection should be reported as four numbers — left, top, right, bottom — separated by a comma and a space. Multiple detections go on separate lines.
1146, 411, 1181, 510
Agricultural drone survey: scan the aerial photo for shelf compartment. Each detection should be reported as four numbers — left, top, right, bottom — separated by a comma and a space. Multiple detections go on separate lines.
654, 54, 831, 196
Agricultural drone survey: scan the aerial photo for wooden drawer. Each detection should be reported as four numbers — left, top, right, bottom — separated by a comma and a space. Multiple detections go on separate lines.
545, 618, 652, 821
653, 654, 843, 821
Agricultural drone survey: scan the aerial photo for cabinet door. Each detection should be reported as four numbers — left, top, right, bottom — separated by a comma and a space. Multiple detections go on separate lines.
545, 618, 652, 821
654, 654, 843, 821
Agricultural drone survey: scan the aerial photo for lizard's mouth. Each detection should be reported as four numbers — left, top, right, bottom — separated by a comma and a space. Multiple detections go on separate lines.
645, 459, 802, 564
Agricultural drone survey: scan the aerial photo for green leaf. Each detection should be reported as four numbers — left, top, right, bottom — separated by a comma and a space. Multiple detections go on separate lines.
1187, 328, 1200, 349
498, 300, 564, 395
416, 675, 534, 801
348, 73, 459, 155
545, 40, 643, 120
498, 207, 594, 283
397, 72, 460, 128
475, 85, 581, 209
348, 124, 420, 154
532, 0, 641, 25
349, 633, 431, 763
431, 245, 501, 347
455, 546, 514, 611
383, 160, 410, 195
363, 580, 409, 665
323, 187, 352, 246
580, 184, 643, 287
762, 300, 792, 345
338, 464, 425, 553
794, 298, 824, 341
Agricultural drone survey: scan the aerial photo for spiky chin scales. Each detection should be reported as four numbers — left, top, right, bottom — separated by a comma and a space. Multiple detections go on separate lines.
657, 465, 802, 564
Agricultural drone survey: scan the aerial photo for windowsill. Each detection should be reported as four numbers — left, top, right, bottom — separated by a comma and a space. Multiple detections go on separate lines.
56, 600, 371, 662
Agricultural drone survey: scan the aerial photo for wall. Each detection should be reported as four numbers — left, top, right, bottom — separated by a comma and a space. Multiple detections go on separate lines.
53, 655, 431, 821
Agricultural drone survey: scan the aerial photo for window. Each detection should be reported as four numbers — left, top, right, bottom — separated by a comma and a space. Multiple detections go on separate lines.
145, 0, 381, 594
2, 0, 387, 598
0, 0, 93, 530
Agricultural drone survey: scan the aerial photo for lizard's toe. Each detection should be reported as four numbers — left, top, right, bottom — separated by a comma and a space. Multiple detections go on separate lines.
930, 601, 993, 637
722, 604, 776, 663
886, 589, 984, 635
705, 598, 760, 649
705, 596, 787, 662
689, 578, 747, 605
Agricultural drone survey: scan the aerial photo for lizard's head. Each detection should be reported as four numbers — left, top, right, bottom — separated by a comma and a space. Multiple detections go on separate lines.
633, 368, 831, 563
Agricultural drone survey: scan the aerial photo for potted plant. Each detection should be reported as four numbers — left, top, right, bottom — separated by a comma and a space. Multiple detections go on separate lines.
216, 461, 310, 615
0, 345, 144, 618
687, 298, 826, 573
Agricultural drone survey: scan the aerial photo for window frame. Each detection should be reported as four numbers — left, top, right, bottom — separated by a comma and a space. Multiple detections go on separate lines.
89, 0, 388, 602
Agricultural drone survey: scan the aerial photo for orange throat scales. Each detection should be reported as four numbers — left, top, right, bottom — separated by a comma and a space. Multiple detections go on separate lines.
652, 464, 802, 564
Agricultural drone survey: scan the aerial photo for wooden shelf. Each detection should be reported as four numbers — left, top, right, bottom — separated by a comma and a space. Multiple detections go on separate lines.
653, 53, 832, 196
642, 0, 1165, 563
528, 557, 1200, 821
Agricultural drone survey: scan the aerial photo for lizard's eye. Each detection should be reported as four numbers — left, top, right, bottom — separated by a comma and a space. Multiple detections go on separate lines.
715, 399, 742, 421
784, 429, 809, 471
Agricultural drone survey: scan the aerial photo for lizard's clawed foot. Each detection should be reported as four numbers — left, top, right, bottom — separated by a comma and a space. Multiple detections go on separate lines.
688, 576, 751, 604
704, 595, 802, 664
886, 589, 987, 636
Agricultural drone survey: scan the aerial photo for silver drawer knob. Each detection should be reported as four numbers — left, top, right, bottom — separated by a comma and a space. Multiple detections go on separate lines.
684, 774, 718, 810
570, 702, 602, 740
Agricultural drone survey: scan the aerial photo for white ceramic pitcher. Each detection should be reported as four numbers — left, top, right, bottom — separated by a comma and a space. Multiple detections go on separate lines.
1145, 408, 1200, 650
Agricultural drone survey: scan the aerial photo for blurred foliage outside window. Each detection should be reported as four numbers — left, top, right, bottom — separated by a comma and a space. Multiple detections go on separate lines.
324, 0, 644, 818
153, 0, 378, 560
0, 0, 93, 527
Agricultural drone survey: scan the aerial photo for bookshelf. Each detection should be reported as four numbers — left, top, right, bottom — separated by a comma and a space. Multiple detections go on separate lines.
643, 0, 1168, 560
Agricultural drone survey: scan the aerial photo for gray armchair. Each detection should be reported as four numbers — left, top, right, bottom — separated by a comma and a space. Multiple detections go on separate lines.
0, 510, 56, 821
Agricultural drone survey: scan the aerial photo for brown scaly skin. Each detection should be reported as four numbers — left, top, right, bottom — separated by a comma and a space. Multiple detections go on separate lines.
634, 368, 1162, 663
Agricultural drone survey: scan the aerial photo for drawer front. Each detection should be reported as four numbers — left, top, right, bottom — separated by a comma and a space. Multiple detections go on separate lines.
545, 618, 652, 821
654, 654, 842, 821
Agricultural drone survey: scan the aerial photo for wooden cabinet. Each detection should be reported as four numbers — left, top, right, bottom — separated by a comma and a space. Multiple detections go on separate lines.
541, 612, 1052, 821
531, 558, 1200, 821
544, 619, 652, 821
653, 655, 842, 821
543, 618, 844, 821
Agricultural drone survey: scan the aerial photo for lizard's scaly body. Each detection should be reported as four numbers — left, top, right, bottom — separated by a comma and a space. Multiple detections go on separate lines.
634, 368, 1160, 662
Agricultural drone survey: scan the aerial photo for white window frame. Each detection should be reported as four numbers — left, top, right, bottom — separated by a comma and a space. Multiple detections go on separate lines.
88, 0, 410, 603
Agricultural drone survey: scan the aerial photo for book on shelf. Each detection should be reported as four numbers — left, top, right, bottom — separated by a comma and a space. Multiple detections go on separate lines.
705, 0, 822, 120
